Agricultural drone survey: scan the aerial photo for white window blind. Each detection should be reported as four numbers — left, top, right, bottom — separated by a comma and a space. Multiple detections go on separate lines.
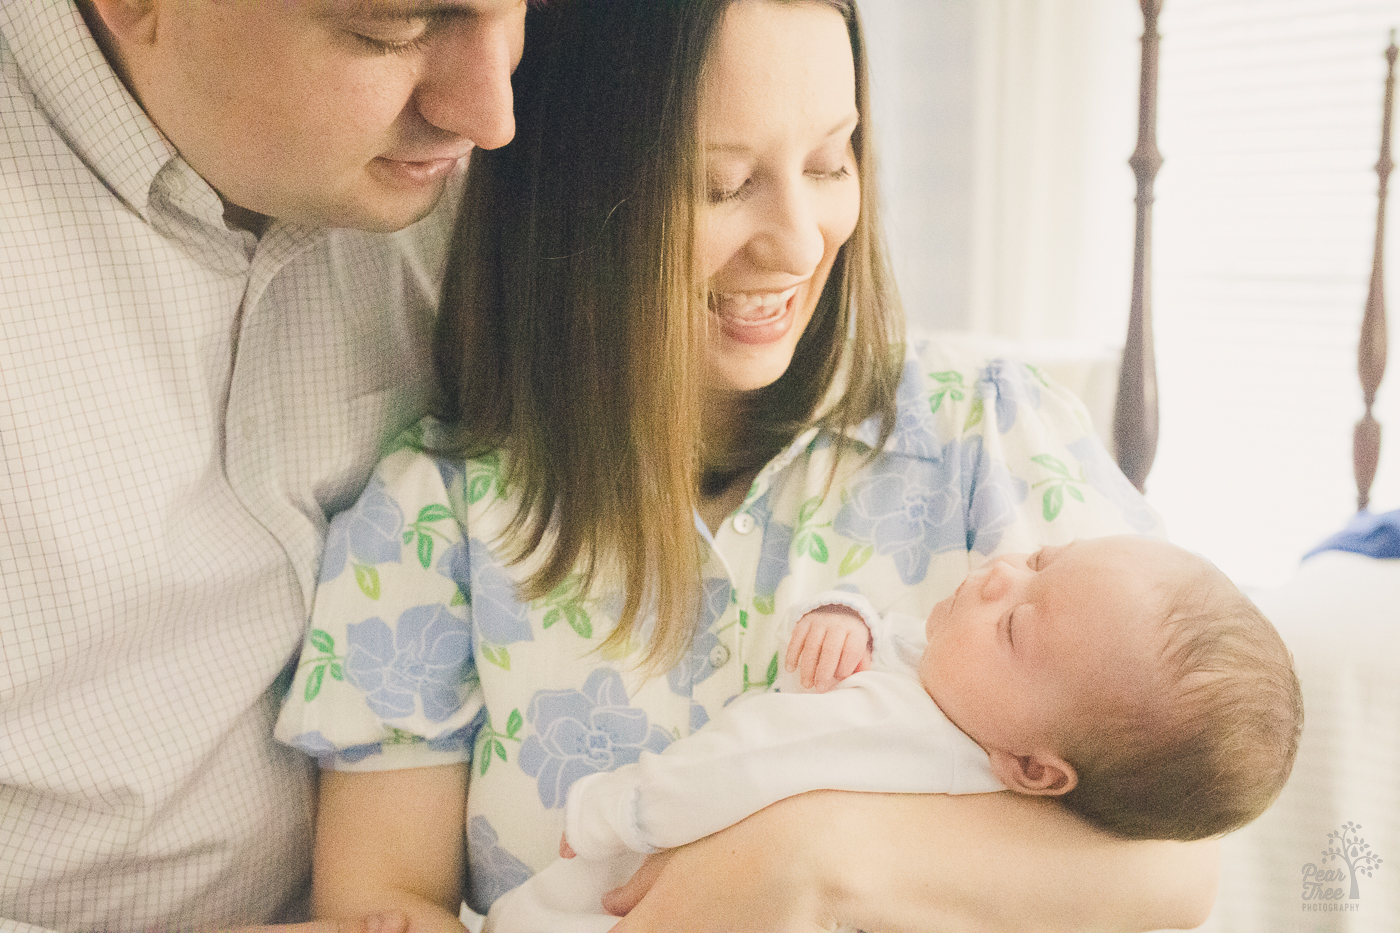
1146, 0, 1400, 587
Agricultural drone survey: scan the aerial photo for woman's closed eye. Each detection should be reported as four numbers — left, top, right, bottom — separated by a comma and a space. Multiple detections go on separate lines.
807, 165, 852, 183
708, 178, 753, 204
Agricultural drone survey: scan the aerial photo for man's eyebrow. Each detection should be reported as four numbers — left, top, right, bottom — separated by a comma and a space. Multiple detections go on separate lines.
323, 0, 507, 20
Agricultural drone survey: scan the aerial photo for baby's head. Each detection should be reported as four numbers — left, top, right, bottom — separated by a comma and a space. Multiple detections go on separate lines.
920, 535, 1302, 841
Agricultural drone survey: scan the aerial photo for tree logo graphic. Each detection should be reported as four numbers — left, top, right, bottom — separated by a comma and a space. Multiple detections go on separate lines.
1320, 822, 1385, 900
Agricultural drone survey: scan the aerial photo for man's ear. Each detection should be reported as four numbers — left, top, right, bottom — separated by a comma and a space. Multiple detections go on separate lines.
79, 0, 158, 47
987, 748, 1078, 797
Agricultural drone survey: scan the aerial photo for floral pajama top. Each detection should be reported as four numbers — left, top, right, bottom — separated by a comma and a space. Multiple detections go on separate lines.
274, 339, 1161, 916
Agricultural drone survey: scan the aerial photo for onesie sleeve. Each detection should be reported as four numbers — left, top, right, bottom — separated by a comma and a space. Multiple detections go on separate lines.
274, 443, 483, 772
562, 672, 1001, 859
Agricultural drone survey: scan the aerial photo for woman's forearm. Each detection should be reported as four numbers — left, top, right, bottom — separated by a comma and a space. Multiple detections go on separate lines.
609, 789, 1218, 933
312, 765, 469, 931
811, 791, 1218, 933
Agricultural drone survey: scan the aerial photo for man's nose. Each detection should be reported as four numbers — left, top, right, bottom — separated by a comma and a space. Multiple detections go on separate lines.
414, 15, 521, 150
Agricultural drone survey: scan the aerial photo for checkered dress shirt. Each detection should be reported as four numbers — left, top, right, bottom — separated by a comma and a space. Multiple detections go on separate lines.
1, 4, 450, 929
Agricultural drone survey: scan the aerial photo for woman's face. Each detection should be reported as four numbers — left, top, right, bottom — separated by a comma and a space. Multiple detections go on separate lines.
698, 0, 862, 397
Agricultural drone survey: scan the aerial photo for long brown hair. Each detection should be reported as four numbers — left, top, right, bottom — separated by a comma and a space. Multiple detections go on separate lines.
434, 0, 904, 670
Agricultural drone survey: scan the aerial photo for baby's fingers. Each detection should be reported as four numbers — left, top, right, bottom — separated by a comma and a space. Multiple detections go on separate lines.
834, 637, 869, 683
785, 616, 815, 673
812, 630, 857, 692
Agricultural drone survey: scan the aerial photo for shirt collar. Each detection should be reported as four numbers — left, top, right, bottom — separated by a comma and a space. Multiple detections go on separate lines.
1, 1, 176, 217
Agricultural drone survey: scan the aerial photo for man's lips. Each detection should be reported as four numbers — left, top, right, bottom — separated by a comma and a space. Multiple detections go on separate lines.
370, 152, 470, 187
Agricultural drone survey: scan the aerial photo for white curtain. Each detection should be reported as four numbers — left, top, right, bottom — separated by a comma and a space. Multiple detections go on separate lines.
862, 0, 1400, 587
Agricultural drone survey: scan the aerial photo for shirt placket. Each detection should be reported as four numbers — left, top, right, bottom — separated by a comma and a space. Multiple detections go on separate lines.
692, 427, 820, 710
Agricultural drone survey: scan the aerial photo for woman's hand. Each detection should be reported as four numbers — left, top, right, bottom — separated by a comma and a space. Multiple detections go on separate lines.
604, 790, 1219, 933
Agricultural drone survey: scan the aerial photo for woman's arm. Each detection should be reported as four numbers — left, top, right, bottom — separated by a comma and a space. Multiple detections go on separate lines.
311, 765, 470, 933
607, 790, 1219, 933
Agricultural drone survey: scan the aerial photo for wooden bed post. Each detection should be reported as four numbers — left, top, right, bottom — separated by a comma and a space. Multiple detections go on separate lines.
1114, 0, 1163, 493
1356, 31, 1395, 512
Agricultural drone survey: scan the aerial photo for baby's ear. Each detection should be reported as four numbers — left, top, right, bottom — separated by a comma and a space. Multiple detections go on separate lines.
987, 749, 1078, 797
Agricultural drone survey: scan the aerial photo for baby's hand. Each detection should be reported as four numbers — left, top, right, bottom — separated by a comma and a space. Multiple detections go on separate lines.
784, 605, 872, 692
561, 833, 576, 859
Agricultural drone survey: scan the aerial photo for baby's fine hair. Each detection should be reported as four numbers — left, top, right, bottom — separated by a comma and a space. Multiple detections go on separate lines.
1059, 560, 1303, 841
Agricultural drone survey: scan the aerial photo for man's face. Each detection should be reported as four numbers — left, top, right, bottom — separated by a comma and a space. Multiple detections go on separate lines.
127, 0, 526, 231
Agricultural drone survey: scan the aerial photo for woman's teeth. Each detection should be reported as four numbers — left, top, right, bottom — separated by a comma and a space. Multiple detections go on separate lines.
711, 287, 799, 323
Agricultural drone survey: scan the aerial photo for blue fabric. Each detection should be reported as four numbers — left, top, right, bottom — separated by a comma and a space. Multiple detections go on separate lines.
1305, 508, 1400, 560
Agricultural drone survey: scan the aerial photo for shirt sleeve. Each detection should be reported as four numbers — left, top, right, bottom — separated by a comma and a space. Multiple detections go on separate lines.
954, 351, 1165, 557
562, 671, 1002, 859
274, 445, 484, 772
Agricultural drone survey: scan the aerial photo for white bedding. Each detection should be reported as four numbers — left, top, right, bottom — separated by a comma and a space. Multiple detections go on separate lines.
1185, 550, 1400, 932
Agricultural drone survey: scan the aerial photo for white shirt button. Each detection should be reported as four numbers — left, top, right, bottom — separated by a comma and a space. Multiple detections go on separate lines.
732, 513, 755, 534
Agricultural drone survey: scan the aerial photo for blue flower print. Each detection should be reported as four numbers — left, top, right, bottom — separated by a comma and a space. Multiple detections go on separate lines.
467, 537, 534, 646
887, 359, 945, 459
435, 458, 466, 496
319, 477, 405, 584
436, 537, 469, 591
667, 577, 734, 697
961, 436, 1030, 555
429, 706, 487, 756
284, 730, 384, 766
465, 815, 534, 914
741, 489, 794, 608
977, 360, 1042, 435
517, 668, 673, 808
1066, 437, 1159, 533
834, 452, 966, 586
344, 605, 473, 722
848, 358, 945, 458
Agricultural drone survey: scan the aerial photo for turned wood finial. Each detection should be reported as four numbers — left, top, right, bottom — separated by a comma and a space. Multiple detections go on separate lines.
1114, 0, 1164, 493
1355, 30, 1395, 512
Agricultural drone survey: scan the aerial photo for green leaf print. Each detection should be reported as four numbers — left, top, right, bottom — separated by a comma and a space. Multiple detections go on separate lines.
928, 371, 967, 414
1030, 454, 1088, 522
752, 595, 774, 616
467, 473, 494, 504
417, 532, 434, 569
798, 496, 822, 524
417, 503, 453, 524
766, 652, 779, 687
476, 709, 523, 776
566, 606, 593, 639
466, 455, 504, 505
808, 534, 829, 562
354, 564, 381, 600
309, 629, 334, 654
839, 543, 873, 577
1031, 454, 1073, 479
329, 663, 343, 681
535, 576, 593, 640
964, 396, 984, 431
305, 664, 326, 702
481, 643, 511, 670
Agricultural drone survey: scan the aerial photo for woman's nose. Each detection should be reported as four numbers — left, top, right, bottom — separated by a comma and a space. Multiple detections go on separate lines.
749, 182, 827, 276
